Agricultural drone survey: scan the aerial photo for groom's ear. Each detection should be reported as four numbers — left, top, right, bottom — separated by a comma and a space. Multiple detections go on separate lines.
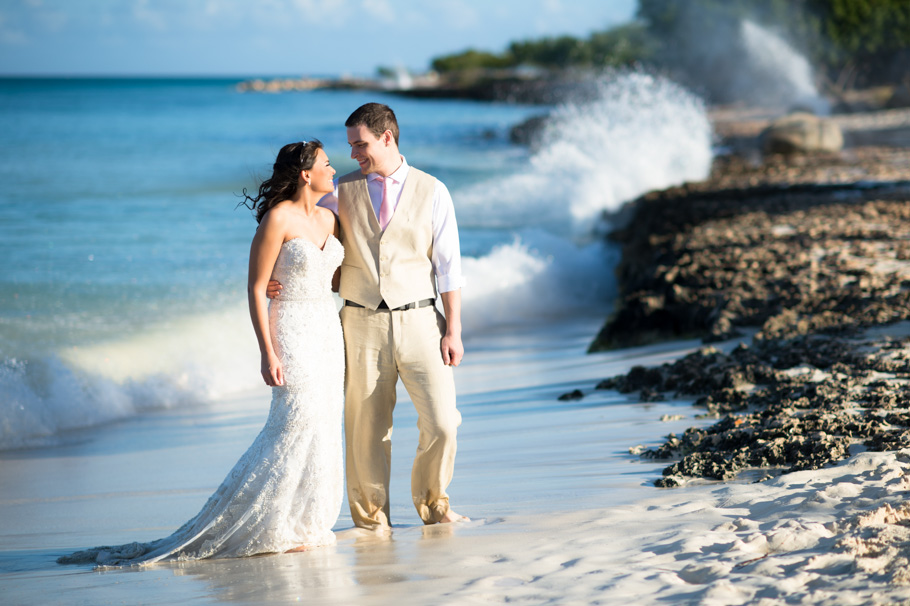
382, 130, 394, 146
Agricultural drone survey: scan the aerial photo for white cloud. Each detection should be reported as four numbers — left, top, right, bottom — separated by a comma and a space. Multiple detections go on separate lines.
132, 0, 167, 31
286, 0, 351, 18
434, 0, 479, 30
35, 10, 66, 31
359, 0, 394, 23
203, 0, 232, 19
542, 0, 563, 12
0, 10, 27, 45
0, 29, 28, 45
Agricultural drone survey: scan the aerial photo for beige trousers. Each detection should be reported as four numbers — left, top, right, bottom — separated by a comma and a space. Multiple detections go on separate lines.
340, 304, 461, 528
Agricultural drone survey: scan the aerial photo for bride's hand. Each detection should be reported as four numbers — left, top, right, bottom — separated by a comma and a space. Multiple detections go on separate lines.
261, 353, 284, 386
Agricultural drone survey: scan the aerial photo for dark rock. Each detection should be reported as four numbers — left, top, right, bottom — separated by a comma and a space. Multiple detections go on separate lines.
509, 114, 549, 148
558, 389, 585, 401
580, 136, 910, 486
590, 180, 910, 352
618, 331, 910, 485
760, 112, 844, 155
886, 85, 910, 109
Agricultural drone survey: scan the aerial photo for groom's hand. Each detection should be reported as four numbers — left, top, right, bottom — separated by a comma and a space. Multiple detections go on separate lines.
441, 333, 464, 367
266, 280, 283, 299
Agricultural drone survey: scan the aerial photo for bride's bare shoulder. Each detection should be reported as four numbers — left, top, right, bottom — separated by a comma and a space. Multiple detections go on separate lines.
260, 202, 297, 227
316, 206, 337, 229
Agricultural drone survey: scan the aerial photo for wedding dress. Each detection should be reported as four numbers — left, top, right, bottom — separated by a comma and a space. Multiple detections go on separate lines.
58, 235, 345, 567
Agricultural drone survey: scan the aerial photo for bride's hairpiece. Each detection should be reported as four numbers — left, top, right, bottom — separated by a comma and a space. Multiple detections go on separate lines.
299, 140, 308, 165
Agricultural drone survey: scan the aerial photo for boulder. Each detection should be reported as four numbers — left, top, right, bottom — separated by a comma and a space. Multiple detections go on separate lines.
509, 114, 549, 148
760, 112, 843, 155
886, 84, 910, 109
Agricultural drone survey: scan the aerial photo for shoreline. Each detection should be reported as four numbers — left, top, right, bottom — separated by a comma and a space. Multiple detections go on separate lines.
2, 319, 720, 605
5, 311, 910, 603
566, 104, 910, 482
584, 141, 910, 486
5, 262, 910, 602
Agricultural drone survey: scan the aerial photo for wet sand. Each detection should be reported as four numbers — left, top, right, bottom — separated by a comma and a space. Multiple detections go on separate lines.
4, 316, 910, 604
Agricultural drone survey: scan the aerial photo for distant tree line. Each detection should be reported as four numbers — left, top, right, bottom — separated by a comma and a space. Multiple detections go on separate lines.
429, 23, 656, 73
429, 0, 909, 89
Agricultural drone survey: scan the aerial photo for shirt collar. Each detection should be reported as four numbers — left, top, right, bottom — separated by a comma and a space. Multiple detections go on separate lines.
369, 155, 409, 184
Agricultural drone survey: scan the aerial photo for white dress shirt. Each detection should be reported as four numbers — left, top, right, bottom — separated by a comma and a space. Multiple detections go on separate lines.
319, 156, 465, 293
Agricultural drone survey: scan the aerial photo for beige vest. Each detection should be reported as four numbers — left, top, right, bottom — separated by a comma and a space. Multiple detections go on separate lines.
337, 168, 437, 310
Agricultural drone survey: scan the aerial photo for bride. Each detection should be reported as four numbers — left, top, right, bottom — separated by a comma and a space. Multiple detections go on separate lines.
58, 140, 345, 567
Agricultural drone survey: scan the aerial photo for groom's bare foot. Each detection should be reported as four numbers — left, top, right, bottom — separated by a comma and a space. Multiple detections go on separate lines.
285, 545, 309, 553
439, 510, 470, 523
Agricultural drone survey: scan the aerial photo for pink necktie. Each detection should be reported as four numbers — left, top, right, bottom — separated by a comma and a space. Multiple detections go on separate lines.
378, 176, 392, 230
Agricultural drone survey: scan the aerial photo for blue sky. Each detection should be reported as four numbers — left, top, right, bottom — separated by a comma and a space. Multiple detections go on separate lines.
0, 0, 638, 76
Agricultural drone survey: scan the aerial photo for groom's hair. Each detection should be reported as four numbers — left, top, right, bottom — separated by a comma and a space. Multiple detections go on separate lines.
346, 103, 399, 146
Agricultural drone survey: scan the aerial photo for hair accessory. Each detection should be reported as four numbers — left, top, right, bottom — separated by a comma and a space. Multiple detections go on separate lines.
298, 140, 308, 165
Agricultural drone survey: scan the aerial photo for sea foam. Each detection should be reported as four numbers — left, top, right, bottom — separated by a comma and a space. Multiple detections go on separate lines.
738, 20, 829, 114
0, 307, 260, 450
458, 71, 714, 331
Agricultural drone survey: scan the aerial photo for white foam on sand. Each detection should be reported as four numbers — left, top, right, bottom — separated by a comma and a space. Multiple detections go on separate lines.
2, 319, 910, 605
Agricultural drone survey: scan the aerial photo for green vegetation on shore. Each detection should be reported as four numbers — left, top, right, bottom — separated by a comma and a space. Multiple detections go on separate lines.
430, 23, 656, 73
430, 0, 910, 90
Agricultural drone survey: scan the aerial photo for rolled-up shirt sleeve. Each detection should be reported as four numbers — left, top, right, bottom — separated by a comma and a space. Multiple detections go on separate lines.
432, 180, 465, 293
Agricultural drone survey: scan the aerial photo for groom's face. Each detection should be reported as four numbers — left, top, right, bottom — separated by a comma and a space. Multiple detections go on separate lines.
347, 124, 395, 176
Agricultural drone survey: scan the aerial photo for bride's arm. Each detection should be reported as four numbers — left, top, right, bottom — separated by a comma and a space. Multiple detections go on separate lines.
331, 213, 341, 293
248, 211, 286, 386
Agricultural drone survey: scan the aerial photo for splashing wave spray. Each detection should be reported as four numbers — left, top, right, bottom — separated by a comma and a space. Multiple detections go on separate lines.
738, 20, 829, 114
458, 71, 714, 331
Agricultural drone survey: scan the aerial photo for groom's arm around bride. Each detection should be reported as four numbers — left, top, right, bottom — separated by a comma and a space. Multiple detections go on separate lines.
270, 103, 469, 528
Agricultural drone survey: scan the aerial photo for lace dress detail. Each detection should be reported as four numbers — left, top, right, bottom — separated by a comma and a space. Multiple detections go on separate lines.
59, 236, 345, 568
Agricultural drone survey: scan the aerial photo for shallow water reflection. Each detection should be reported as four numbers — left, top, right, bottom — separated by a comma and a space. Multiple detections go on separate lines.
170, 547, 359, 603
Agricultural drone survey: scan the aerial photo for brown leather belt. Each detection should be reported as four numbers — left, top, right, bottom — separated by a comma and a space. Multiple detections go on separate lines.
344, 298, 435, 311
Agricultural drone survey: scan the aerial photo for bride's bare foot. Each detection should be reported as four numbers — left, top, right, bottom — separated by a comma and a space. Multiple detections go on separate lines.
439, 510, 470, 523
285, 545, 309, 553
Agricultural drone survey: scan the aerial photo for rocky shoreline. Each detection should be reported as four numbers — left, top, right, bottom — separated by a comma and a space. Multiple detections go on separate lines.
579, 127, 910, 487
235, 70, 595, 105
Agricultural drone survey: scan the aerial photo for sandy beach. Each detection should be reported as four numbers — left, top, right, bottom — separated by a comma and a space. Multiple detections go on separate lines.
0, 319, 707, 605
2, 312, 910, 605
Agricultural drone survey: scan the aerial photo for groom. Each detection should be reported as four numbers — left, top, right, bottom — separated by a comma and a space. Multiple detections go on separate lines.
271, 103, 467, 528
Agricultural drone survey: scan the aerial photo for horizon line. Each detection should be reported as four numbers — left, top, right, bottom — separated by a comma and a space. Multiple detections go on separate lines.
0, 72, 372, 80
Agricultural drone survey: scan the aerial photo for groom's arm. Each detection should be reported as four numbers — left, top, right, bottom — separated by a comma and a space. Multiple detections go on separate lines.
440, 289, 463, 367
266, 280, 282, 298
432, 181, 464, 366
269, 190, 340, 299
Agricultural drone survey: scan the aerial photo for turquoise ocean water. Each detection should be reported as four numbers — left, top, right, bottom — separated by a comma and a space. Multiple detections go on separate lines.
0, 74, 714, 449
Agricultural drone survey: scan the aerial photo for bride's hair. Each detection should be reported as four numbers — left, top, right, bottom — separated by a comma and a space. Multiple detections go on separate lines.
241, 139, 323, 224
